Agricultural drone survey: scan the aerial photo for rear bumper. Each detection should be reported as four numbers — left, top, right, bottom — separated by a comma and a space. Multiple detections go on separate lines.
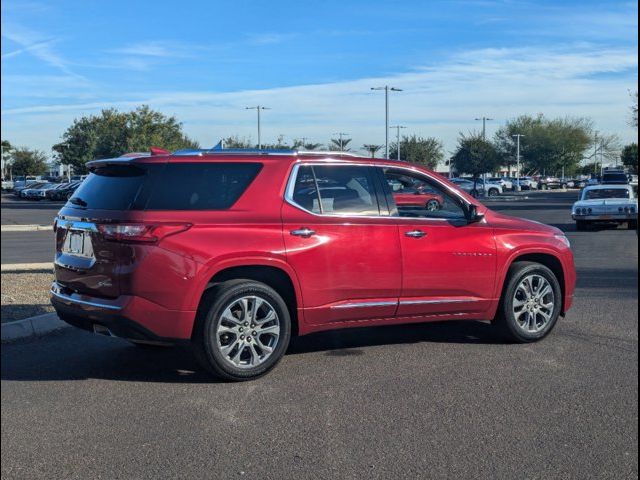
573, 214, 636, 222
50, 282, 195, 342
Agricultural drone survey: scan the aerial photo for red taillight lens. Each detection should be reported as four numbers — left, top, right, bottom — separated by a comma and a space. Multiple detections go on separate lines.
97, 223, 191, 243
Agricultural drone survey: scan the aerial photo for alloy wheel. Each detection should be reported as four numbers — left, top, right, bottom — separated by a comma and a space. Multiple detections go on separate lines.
216, 296, 281, 369
512, 274, 555, 333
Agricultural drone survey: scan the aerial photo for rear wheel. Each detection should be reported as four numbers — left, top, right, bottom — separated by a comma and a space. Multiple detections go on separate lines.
193, 280, 291, 381
488, 188, 500, 197
494, 262, 562, 343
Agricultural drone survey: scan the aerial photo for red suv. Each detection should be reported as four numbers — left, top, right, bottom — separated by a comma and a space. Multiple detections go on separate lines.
51, 150, 576, 380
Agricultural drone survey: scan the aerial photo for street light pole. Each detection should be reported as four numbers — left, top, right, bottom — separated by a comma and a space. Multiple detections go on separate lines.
512, 134, 525, 191
371, 86, 402, 159
245, 106, 270, 149
390, 125, 406, 161
475, 117, 494, 140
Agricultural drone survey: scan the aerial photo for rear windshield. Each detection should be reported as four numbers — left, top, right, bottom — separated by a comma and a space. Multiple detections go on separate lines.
67, 162, 262, 210
584, 188, 630, 200
602, 173, 628, 183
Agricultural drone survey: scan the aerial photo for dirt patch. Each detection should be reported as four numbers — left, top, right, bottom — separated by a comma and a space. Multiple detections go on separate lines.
1, 270, 54, 322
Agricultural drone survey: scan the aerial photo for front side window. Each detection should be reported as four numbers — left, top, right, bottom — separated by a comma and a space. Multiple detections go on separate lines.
383, 168, 467, 220
290, 165, 380, 216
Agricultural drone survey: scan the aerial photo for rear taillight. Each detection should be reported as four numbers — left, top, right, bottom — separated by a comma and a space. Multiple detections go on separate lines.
97, 223, 192, 243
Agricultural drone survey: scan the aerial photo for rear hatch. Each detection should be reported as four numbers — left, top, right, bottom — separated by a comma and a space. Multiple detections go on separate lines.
54, 163, 152, 299
54, 159, 262, 299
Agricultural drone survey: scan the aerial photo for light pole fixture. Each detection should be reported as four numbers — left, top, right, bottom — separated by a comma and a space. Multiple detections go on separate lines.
512, 134, 525, 191
371, 86, 402, 159
245, 106, 271, 149
389, 125, 406, 161
475, 117, 494, 140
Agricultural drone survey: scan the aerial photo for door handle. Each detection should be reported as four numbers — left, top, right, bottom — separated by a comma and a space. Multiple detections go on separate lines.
290, 228, 316, 238
405, 230, 427, 238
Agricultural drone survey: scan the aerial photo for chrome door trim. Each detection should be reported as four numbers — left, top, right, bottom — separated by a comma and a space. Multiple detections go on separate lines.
330, 301, 398, 310
399, 298, 479, 306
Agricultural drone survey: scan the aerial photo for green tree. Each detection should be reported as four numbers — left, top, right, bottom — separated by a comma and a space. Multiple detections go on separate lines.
389, 135, 444, 169
494, 114, 593, 176
222, 135, 253, 148
10, 147, 48, 176
292, 139, 322, 150
450, 133, 501, 191
631, 91, 638, 128
621, 143, 638, 173
362, 144, 383, 158
53, 105, 199, 173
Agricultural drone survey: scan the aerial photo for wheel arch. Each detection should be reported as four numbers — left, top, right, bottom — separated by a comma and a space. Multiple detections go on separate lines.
499, 251, 567, 314
192, 261, 303, 338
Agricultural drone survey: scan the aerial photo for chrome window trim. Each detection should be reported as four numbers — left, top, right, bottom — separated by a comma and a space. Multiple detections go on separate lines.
284, 161, 473, 221
50, 285, 122, 311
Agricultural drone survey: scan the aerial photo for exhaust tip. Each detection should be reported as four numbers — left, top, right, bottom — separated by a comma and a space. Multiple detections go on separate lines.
93, 324, 114, 337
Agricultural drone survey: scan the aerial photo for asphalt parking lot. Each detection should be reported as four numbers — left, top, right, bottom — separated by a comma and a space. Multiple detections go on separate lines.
1, 191, 638, 479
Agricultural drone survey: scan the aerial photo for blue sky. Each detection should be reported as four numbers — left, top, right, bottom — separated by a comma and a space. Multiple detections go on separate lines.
1, 0, 638, 160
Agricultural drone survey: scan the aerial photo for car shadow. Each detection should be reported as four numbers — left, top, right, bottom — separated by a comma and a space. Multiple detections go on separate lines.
1, 320, 503, 384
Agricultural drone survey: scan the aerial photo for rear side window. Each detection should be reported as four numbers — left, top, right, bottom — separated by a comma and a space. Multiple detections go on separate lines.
290, 164, 380, 216
67, 162, 261, 211
144, 163, 262, 210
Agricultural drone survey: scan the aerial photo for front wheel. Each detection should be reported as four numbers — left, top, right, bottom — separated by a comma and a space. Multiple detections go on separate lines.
494, 262, 562, 343
193, 280, 291, 381
488, 188, 500, 197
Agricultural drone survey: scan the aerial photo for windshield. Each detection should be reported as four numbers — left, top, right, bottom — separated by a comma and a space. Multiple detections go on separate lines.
584, 188, 630, 200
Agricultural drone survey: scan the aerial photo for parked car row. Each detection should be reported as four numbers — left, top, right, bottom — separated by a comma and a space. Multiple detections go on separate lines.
12, 180, 83, 200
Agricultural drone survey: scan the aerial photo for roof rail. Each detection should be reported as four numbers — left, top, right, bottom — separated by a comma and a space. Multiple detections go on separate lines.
296, 150, 362, 157
173, 148, 296, 156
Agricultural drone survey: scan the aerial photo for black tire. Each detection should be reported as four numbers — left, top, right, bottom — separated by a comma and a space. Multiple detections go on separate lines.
541, 184, 548, 190
193, 280, 291, 381
470, 189, 479, 198
561, 183, 567, 189
628, 220, 638, 230
488, 188, 499, 197
494, 262, 562, 343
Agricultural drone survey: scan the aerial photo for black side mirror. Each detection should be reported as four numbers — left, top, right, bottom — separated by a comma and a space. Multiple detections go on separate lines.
467, 204, 485, 223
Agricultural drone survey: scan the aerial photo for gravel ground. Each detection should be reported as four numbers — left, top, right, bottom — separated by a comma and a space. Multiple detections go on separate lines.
1, 271, 54, 323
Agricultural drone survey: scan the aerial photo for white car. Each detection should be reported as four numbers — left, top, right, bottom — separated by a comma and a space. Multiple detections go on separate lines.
489, 177, 513, 190
572, 185, 637, 231
516, 177, 538, 190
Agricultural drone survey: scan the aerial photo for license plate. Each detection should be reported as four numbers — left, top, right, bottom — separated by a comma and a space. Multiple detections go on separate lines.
64, 231, 89, 256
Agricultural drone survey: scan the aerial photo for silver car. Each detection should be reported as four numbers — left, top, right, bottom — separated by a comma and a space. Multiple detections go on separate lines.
572, 185, 637, 231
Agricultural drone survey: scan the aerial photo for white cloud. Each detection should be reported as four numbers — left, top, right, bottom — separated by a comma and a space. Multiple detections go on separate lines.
2, 45, 637, 162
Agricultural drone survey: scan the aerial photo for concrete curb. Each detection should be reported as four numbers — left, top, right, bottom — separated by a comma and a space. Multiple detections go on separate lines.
1, 224, 52, 232
1, 262, 53, 272
1, 312, 68, 343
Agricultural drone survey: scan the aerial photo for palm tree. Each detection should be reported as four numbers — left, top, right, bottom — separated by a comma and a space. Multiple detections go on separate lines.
363, 144, 383, 158
329, 137, 352, 152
